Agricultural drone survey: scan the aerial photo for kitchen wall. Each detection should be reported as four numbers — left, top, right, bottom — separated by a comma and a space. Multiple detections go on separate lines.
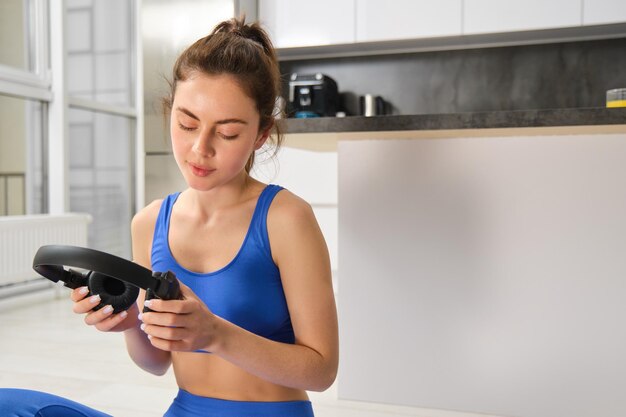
280, 37, 626, 115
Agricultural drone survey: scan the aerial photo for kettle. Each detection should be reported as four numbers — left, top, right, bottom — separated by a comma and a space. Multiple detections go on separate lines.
359, 94, 387, 116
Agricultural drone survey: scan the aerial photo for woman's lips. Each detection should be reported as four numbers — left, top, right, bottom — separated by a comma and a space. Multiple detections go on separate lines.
188, 162, 214, 177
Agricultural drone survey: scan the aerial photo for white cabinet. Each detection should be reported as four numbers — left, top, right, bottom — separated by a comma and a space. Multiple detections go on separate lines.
261, 0, 626, 53
355, 0, 462, 42
258, 0, 355, 48
464, 0, 582, 35
338, 133, 626, 416
583, 0, 626, 25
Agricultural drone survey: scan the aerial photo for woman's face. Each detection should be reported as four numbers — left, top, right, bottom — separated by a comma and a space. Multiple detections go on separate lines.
170, 73, 267, 191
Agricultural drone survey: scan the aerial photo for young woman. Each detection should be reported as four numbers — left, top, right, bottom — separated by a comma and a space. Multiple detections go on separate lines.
0, 17, 338, 417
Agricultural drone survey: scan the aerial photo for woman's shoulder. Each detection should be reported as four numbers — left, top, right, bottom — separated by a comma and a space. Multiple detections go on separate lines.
131, 198, 167, 266
132, 198, 164, 229
270, 188, 315, 223
267, 187, 328, 267
268, 188, 320, 244
131, 198, 167, 244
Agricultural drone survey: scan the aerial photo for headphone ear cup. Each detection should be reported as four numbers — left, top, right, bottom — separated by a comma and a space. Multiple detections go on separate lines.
87, 271, 140, 313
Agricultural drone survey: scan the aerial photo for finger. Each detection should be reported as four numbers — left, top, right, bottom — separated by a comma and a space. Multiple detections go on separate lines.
143, 281, 195, 313
146, 335, 184, 352
140, 311, 181, 327
72, 294, 102, 314
84, 303, 115, 326
94, 310, 129, 332
70, 286, 90, 302
143, 298, 190, 314
141, 322, 185, 341
136, 288, 147, 307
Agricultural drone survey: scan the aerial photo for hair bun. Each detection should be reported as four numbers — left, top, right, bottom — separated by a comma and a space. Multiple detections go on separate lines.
212, 17, 274, 56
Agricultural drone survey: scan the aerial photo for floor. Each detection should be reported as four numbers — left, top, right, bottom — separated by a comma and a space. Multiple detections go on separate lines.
0, 288, 486, 417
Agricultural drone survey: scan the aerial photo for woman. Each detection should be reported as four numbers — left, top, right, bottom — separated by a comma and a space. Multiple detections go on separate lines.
0, 17, 338, 417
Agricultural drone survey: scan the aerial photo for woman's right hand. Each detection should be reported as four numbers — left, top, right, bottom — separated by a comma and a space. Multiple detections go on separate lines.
70, 286, 140, 332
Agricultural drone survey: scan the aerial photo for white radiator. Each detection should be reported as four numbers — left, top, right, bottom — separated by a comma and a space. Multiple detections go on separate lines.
0, 214, 91, 296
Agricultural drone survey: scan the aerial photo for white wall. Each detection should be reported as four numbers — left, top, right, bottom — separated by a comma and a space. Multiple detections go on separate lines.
338, 134, 626, 417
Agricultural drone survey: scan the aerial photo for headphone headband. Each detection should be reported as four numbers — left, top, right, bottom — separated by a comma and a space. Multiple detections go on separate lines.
33, 244, 156, 291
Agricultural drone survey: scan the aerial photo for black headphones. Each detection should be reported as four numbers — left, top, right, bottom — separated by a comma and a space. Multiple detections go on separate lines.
33, 245, 181, 313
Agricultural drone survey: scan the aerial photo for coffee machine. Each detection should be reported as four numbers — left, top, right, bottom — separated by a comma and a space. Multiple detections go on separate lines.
287, 73, 339, 118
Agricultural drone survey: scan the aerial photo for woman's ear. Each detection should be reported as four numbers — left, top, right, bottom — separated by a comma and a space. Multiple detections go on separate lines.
255, 121, 273, 150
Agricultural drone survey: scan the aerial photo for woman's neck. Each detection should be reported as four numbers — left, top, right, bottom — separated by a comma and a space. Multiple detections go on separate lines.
182, 175, 263, 221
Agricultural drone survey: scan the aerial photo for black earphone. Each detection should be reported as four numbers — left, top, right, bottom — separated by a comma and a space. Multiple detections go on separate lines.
33, 245, 181, 313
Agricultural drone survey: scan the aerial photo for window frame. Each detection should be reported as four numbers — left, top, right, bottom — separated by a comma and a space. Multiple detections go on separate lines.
0, 0, 144, 224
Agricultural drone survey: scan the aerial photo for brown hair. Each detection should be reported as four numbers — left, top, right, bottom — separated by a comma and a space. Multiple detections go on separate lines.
163, 17, 283, 173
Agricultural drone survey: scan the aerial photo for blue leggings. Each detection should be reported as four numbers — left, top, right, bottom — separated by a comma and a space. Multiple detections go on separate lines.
0, 388, 315, 417
0, 388, 112, 417
165, 389, 314, 417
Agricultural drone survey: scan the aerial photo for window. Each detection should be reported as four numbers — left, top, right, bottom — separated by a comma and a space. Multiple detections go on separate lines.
68, 109, 134, 257
65, 0, 139, 257
0, 0, 141, 259
0, 0, 33, 72
67, 0, 134, 106
0, 95, 45, 215
0, 0, 47, 216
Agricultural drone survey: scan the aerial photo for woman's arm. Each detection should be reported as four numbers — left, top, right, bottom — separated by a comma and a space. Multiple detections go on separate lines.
140, 191, 339, 391
123, 200, 173, 376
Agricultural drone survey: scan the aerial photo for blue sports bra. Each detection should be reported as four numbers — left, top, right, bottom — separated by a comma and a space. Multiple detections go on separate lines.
151, 185, 295, 348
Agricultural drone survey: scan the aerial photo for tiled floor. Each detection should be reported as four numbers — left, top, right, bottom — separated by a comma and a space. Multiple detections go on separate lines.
0, 289, 486, 417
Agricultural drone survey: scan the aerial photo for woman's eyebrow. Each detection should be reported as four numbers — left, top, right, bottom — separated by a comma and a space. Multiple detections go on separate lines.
175, 107, 247, 125
175, 106, 199, 120
216, 118, 247, 125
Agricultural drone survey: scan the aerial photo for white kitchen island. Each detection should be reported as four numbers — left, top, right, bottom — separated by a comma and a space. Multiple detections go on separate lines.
282, 108, 626, 417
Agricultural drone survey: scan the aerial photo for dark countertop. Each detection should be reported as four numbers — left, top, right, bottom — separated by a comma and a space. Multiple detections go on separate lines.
281, 107, 626, 134
280, 107, 626, 151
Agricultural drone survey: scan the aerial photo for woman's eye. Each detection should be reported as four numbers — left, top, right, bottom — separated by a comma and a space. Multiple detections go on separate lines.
220, 133, 239, 140
178, 122, 195, 132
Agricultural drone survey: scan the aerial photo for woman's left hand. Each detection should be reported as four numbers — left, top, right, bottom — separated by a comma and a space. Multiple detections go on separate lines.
138, 282, 219, 352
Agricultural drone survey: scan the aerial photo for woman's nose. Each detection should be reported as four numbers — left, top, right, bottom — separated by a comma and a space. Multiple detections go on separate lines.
192, 131, 215, 156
